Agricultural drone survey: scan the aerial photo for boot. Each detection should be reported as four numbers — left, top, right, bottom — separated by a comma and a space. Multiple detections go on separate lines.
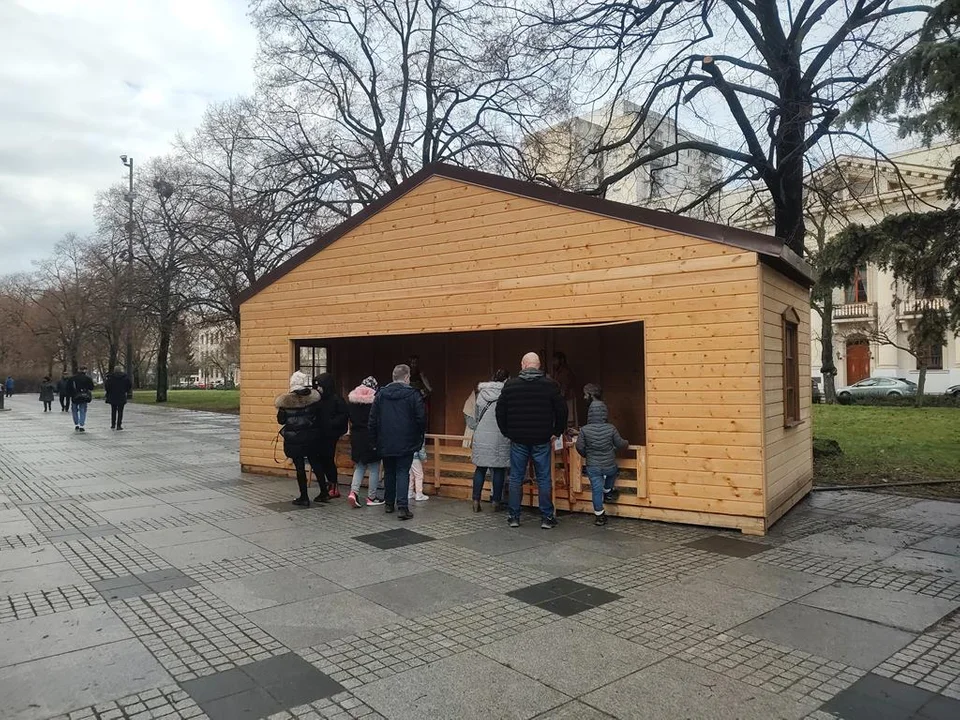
294, 478, 310, 507
472, 500, 482, 512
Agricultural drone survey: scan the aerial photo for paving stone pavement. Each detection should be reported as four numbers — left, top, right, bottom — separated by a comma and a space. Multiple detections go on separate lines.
1, 396, 959, 720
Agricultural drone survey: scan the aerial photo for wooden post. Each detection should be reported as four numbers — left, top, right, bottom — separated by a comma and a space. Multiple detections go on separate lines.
432, 435, 441, 495
637, 446, 647, 499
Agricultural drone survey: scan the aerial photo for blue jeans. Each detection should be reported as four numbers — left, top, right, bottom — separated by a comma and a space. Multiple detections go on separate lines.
382, 454, 413, 509
350, 461, 382, 498
472, 467, 506, 502
586, 466, 619, 513
508, 443, 554, 520
71, 402, 88, 427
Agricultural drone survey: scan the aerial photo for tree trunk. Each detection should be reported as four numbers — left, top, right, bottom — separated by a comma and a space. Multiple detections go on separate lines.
156, 324, 171, 403
108, 341, 119, 375
774, 97, 807, 257
916, 363, 927, 407
821, 294, 837, 403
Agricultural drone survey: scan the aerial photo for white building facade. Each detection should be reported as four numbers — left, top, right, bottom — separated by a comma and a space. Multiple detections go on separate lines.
723, 143, 960, 392
194, 324, 240, 388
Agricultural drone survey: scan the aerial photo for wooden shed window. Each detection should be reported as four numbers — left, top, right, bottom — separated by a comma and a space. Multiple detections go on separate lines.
782, 308, 801, 427
295, 343, 328, 381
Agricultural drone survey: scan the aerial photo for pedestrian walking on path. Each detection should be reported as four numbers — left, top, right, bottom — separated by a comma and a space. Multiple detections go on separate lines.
346, 376, 383, 508
471, 369, 510, 512
56, 374, 70, 412
5, 376, 14, 398
103, 366, 132, 430
496, 352, 567, 529
67, 367, 94, 432
369, 363, 426, 521
39, 376, 55, 412
276, 371, 329, 507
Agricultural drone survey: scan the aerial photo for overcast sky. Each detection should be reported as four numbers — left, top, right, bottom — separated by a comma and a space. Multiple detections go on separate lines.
0, 0, 257, 273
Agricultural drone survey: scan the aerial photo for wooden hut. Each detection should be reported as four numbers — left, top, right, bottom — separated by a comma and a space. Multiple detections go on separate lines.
238, 164, 814, 535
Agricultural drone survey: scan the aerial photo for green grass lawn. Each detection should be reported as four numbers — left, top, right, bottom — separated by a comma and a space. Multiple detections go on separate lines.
128, 389, 240, 414
813, 404, 960, 497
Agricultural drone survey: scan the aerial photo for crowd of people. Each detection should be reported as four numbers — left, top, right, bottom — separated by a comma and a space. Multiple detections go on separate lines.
275, 351, 629, 528
27, 366, 133, 433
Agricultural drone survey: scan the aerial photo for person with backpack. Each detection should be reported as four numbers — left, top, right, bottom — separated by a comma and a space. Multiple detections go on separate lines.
276, 371, 328, 507
67, 367, 95, 432
39, 376, 56, 412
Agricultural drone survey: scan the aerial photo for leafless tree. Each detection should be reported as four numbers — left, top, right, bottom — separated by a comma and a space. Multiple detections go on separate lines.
535, 0, 932, 256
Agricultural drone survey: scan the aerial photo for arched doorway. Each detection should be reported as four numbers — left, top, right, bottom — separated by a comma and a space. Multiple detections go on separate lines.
846, 338, 870, 384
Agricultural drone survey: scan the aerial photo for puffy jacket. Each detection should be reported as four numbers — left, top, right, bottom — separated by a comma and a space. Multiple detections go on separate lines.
103, 372, 132, 405
67, 373, 95, 403
312, 373, 348, 444
369, 382, 426, 457
347, 385, 378, 464
471, 381, 510, 468
275, 388, 322, 458
495, 368, 567, 445
575, 401, 628, 469
39, 382, 56, 402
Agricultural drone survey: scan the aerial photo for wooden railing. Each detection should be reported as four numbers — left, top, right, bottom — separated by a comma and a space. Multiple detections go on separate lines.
335, 433, 648, 512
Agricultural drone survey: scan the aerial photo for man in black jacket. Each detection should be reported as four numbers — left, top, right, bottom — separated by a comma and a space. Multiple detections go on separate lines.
496, 352, 568, 529
66, 367, 95, 433
369, 364, 426, 520
103, 367, 132, 430
311, 373, 349, 500
56, 374, 71, 412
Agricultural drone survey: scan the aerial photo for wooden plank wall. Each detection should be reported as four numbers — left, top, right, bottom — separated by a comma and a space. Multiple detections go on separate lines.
240, 176, 769, 523
760, 264, 814, 522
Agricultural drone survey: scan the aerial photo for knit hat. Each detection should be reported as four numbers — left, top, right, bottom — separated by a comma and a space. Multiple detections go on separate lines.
361, 376, 378, 390
289, 371, 311, 392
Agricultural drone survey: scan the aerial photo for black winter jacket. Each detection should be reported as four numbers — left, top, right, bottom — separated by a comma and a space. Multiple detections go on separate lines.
104, 372, 132, 405
369, 382, 426, 457
66, 373, 95, 404
313, 373, 349, 444
347, 385, 378, 464
276, 388, 322, 458
495, 369, 568, 445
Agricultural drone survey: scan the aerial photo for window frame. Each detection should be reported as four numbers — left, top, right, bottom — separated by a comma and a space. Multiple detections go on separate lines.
782, 307, 802, 428
294, 341, 329, 382
916, 343, 944, 371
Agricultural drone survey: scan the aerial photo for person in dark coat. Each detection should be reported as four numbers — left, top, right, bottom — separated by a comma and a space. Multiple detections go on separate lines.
5, 376, 14, 398
369, 364, 426, 520
66, 367, 95, 432
311, 372, 349, 500
103, 366, 132, 430
496, 352, 568, 529
56, 374, 71, 412
346, 376, 382, 508
39, 376, 56, 412
275, 371, 329, 507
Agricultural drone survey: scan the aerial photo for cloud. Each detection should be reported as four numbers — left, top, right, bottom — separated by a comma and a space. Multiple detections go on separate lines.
0, 0, 257, 272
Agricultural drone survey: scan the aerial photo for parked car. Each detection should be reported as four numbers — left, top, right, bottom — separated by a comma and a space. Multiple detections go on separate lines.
812, 378, 823, 404
946, 384, 960, 398
836, 377, 918, 402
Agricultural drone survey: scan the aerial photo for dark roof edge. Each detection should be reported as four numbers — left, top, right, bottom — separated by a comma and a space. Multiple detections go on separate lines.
239, 163, 813, 305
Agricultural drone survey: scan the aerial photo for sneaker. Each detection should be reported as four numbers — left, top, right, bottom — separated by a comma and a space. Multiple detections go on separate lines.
385, 503, 395, 514
366, 497, 385, 506
397, 507, 413, 521
604, 489, 620, 503
292, 497, 310, 507
74, 426, 80, 432
415, 493, 429, 502
328, 485, 341, 499
508, 516, 520, 528
110, 424, 115, 430
540, 516, 559, 530
78, 427, 86, 433
347, 491, 360, 509
594, 512, 607, 526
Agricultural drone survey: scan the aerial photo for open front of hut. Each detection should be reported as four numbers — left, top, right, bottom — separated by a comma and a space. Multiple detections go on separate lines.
238, 164, 815, 535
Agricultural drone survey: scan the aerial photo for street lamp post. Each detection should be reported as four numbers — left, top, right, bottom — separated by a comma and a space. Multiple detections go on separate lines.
120, 155, 134, 399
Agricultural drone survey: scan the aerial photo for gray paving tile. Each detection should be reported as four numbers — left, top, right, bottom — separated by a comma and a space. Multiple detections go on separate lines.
0, 604, 133, 667
242, 526, 343, 551
834, 525, 930, 549
695, 558, 834, 600
0, 561, 85, 595
561, 533, 671, 559
912, 536, 960, 557
444, 527, 551, 556
798, 582, 959, 632
0, 545, 63, 572
356, 650, 567, 720
0, 510, 37, 536
353, 528, 436, 550
631, 577, 786, 630
479, 618, 663, 694
582, 657, 817, 719
126, 522, 234, 549
882, 500, 960, 527
0, 638, 173, 720
737, 603, 917, 670
203, 568, 341, 612
822, 672, 933, 720
180, 666, 256, 703
151, 536, 269, 567
246, 591, 404, 648
784, 533, 901, 563
353, 570, 491, 618
310, 551, 426, 590
199, 686, 280, 720
534, 701, 616, 719
685, 534, 771, 557
500, 543, 613, 577
882, 549, 960, 579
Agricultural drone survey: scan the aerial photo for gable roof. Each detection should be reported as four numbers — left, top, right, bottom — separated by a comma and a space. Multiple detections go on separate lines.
239, 163, 813, 305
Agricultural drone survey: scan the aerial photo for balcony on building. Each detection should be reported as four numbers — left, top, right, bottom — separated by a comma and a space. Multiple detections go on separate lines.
835, 266, 877, 323
897, 297, 947, 319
